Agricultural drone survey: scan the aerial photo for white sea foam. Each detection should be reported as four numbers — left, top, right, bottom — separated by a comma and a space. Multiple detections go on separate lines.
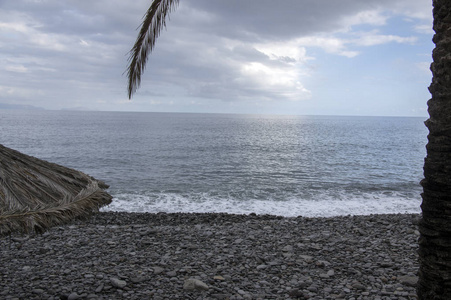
101, 192, 422, 217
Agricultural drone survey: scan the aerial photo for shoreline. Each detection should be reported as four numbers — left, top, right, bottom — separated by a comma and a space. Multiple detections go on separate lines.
100, 196, 423, 218
1, 212, 420, 299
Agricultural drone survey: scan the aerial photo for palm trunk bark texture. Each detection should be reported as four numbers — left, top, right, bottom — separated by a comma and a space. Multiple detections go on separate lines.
418, 0, 451, 298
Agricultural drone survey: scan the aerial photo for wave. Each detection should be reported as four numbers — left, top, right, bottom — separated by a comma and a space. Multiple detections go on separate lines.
101, 191, 422, 217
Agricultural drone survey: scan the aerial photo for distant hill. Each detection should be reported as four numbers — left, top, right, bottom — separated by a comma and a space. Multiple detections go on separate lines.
60, 106, 94, 111
0, 103, 45, 110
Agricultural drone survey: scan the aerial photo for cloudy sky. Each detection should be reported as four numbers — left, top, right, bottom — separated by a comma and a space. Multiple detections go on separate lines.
0, 0, 433, 116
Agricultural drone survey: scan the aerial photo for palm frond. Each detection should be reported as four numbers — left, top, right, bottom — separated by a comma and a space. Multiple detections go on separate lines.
0, 144, 112, 236
126, 0, 180, 99
1, 182, 111, 236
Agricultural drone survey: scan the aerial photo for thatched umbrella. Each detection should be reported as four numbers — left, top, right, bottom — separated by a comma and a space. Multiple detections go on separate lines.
0, 144, 112, 236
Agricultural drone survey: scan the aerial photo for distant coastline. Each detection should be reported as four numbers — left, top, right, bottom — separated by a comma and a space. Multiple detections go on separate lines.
0, 103, 45, 110
0, 103, 98, 112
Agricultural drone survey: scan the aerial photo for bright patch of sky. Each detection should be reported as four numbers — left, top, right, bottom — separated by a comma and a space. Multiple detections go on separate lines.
0, 0, 433, 116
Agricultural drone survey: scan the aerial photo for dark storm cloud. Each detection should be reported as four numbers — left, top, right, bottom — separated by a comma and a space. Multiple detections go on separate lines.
173, 0, 408, 40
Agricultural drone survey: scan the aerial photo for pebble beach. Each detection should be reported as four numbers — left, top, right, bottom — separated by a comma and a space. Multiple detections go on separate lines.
0, 212, 420, 300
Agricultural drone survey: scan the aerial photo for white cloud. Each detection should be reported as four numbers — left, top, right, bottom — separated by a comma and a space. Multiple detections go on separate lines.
353, 32, 417, 46
294, 36, 359, 58
238, 62, 311, 101
5, 64, 28, 73
79, 39, 89, 46
0, 19, 67, 51
254, 42, 310, 64
341, 9, 388, 28
414, 24, 433, 34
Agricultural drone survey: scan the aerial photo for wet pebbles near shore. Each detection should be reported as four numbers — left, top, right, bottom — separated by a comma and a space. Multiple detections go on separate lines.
0, 212, 420, 300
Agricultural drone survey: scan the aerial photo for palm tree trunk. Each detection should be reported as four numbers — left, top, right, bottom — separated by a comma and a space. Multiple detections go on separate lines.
418, 0, 451, 298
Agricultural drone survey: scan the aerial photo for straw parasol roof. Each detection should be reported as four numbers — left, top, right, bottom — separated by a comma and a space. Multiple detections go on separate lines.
0, 144, 112, 236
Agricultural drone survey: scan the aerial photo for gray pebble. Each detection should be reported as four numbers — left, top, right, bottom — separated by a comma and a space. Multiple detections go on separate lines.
68, 292, 80, 300
153, 266, 164, 275
183, 278, 209, 291
0, 212, 420, 300
110, 278, 127, 289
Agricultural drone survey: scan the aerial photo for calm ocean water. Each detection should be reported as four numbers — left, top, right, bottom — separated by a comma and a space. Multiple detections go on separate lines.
1, 110, 427, 217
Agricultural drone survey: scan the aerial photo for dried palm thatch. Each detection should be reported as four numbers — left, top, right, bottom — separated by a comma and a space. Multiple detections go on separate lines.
0, 144, 112, 236
126, 0, 179, 99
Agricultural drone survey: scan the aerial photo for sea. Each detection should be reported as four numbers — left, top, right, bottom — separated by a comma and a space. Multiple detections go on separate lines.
0, 110, 428, 217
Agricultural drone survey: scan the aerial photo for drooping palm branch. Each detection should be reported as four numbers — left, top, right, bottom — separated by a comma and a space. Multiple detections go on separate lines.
0, 144, 112, 236
126, 0, 180, 99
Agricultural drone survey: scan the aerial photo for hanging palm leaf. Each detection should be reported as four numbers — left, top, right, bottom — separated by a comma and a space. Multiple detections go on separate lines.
0, 144, 112, 236
126, 0, 180, 99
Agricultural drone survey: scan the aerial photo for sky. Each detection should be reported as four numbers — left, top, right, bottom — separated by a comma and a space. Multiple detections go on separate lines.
0, 0, 434, 117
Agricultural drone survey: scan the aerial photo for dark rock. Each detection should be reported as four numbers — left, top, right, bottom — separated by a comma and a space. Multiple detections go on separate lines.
398, 275, 418, 287
110, 278, 127, 289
